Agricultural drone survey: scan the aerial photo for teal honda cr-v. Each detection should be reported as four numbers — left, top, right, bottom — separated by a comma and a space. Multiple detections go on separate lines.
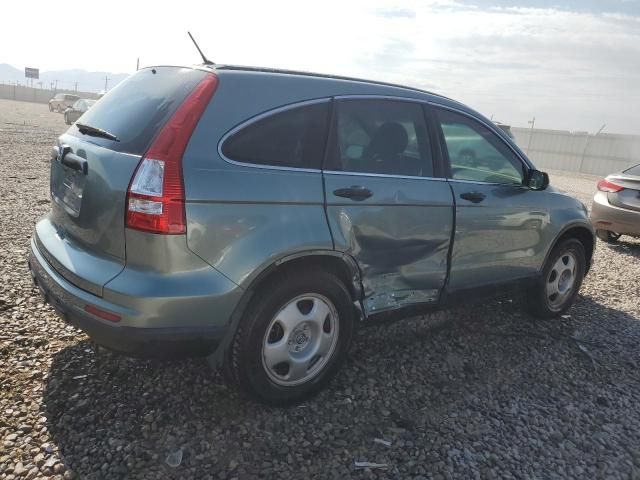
29, 64, 594, 404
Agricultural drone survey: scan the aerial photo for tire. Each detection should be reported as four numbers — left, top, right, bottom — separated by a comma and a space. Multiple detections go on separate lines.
526, 238, 586, 319
596, 229, 621, 244
228, 269, 355, 405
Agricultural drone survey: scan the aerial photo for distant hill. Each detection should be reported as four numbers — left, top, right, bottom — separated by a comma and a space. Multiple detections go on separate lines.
0, 63, 129, 93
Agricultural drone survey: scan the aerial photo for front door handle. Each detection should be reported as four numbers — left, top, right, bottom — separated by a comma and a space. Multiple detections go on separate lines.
333, 186, 373, 201
460, 191, 486, 203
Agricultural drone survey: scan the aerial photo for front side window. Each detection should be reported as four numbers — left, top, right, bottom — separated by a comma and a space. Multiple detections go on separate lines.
437, 108, 524, 185
222, 102, 329, 169
327, 99, 433, 177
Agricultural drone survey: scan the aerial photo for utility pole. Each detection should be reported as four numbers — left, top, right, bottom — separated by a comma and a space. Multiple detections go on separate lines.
104, 75, 109, 92
526, 116, 536, 156
54, 79, 58, 91
578, 123, 606, 174
136, 57, 140, 71
74, 81, 78, 92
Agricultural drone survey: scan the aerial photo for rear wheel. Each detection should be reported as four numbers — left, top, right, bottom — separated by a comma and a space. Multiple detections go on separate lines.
526, 238, 586, 319
228, 269, 355, 405
596, 229, 621, 243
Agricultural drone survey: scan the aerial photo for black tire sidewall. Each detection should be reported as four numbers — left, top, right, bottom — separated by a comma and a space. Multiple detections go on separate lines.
234, 270, 355, 405
537, 238, 586, 317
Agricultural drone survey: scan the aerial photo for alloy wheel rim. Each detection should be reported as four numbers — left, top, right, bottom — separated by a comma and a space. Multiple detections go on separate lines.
262, 293, 339, 386
546, 251, 578, 310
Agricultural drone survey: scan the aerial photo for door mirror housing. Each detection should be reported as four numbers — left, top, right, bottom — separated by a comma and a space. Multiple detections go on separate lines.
526, 169, 549, 190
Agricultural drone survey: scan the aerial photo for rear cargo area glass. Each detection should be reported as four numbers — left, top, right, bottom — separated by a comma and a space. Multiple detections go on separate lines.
66, 67, 207, 155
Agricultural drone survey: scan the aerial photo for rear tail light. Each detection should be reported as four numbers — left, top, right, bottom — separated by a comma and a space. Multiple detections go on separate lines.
126, 74, 219, 234
597, 179, 624, 193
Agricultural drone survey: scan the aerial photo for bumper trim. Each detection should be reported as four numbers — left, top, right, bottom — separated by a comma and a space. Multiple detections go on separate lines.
29, 240, 225, 358
591, 192, 640, 237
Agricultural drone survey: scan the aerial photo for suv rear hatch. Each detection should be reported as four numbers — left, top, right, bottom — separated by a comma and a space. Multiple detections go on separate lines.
39, 66, 211, 294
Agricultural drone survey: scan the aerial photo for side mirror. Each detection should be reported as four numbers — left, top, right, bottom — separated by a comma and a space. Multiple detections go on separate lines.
526, 169, 549, 191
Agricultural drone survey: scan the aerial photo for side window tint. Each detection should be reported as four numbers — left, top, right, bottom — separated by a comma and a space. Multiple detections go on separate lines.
437, 109, 524, 185
222, 102, 329, 169
328, 100, 433, 177
624, 163, 640, 175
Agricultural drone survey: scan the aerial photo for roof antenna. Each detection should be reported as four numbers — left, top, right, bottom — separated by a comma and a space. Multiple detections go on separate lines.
188, 31, 214, 66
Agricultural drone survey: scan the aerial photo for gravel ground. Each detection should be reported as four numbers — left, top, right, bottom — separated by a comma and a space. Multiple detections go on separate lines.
1, 98, 639, 480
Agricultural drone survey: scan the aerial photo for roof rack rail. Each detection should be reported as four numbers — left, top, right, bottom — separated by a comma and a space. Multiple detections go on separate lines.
215, 64, 448, 100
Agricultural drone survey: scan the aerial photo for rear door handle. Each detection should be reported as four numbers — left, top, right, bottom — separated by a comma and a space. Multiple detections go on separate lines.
333, 186, 373, 201
460, 191, 486, 203
54, 144, 88, 175
61, 153, 88, 175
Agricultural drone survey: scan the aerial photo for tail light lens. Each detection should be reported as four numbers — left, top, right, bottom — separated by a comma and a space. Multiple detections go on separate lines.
597, 179, 624, 193
126, 73, 219, 234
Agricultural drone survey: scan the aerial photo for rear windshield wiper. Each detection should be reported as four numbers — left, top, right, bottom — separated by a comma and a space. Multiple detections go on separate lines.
75, 123, 120, 142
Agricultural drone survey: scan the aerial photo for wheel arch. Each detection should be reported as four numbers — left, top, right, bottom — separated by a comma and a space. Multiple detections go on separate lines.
207, 250, 364, 370
544, 223, 595, 275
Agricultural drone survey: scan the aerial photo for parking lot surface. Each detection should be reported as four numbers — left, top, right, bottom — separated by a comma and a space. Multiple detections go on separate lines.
1, 99, 639, 479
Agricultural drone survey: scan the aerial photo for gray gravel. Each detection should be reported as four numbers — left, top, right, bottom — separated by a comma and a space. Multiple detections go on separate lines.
1, 98, 639, 479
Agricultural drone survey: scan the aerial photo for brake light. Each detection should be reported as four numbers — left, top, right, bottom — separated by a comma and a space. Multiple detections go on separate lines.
597, 179, 624, 193
126, 74, 219, 234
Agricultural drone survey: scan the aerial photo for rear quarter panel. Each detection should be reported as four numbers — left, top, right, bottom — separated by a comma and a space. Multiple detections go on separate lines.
182, 72, 349, 286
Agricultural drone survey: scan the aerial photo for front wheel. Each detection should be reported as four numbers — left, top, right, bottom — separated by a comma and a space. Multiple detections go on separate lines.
526, 238, 586, 319
596, 229, 621, 244
228, 269, 355, 405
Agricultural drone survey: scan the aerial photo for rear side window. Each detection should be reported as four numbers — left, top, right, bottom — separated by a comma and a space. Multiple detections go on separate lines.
222, 102, 329, 169
624, 163, 640, 175
66, 67, 207, 155
327, 99, 433, 177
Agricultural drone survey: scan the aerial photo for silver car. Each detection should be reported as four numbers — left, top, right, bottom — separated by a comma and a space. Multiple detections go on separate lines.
49, 93, 80, 112
591, 163, 640, 242
64, 99, 96, 125
29, 65, 594, 404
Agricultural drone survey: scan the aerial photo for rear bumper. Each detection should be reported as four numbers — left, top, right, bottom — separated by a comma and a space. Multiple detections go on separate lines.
591, 192, 640, 237
28, 236, 239, 358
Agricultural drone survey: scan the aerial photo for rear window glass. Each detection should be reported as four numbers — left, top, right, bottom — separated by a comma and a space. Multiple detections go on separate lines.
66, 67, 207, 155
624, 163, 640, 175
221, 102, 329, 169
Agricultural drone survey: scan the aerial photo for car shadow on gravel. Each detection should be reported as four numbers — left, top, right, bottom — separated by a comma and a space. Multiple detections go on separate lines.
41, 295, 640, 479
606, 238, 640, 259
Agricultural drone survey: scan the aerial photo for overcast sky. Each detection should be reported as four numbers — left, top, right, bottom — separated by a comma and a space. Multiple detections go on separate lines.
2, 0, 639, 134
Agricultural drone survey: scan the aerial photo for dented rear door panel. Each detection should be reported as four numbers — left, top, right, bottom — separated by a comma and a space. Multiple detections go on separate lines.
324, 173, 454, 315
